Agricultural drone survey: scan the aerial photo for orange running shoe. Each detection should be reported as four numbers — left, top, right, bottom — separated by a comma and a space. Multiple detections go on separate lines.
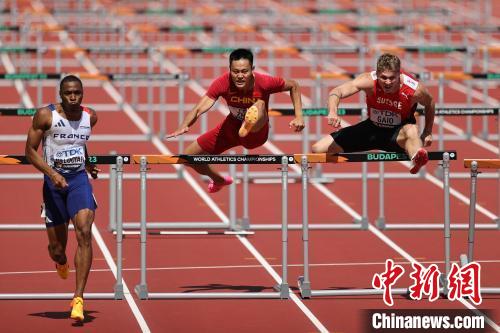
238, 105, 259, 137
56, 263, 69, 280
70, 297, 84, 321
409, 148, 429, 174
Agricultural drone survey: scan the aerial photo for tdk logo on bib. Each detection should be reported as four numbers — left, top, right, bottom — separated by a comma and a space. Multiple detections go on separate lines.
55, 147, 84, 158
54, 146, 85, 170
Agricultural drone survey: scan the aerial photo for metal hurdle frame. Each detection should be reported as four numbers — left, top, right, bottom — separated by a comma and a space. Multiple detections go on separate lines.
459, 159, 500, 294
375, 107, 499, 231
233, 107, 499, 232
110, 152, 240, 232
239, 146, 369, 231
0, 42, 497, 143
126, 154, 291, 299
298, 151, 456, 299
0, 61, 189, 143
0, 154, 129, 300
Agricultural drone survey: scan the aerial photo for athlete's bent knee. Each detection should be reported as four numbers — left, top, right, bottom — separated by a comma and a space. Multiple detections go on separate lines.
401, 124, 418, 138
73, 211, 93, 246
75, 225, 92, 246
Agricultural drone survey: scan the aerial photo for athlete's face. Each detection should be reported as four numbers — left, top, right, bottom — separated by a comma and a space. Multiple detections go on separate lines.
377, 70, 400, 94
230, 59, 253, 90
60, 81, 83, 111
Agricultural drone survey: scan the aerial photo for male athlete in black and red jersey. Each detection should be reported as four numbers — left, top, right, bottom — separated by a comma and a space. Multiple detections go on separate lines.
312, 53, 435, 174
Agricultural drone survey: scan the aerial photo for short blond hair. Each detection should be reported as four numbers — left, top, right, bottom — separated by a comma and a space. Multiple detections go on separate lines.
376, 53, 400, 73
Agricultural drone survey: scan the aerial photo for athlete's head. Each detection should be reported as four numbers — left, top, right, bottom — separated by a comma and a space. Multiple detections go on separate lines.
229, 48, 254, 91
376, 53, 401, 94
59, 75, 83, 111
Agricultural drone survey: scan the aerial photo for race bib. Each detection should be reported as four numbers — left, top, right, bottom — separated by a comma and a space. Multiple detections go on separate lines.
370, 108, 401, 128
228, 105, 247, 121
53, 145, 85, 170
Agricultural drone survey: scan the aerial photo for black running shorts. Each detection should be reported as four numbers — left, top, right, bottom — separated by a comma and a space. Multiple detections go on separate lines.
331, 119, 416, 153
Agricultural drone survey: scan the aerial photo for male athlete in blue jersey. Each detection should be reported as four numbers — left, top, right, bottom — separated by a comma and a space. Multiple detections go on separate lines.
25, 75, 98, 321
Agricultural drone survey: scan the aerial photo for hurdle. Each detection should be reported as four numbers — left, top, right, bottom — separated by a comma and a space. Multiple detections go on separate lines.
374, 108, 499, 230
126, 154, 293, 299
0, 154, 130, 300
266, 105, 498, 230
246, 106, 498, 231
0, 70, 189, 141
112, 151, 240, 232
267, 105, 498, 175
460, 159, 500, 294
298, 151, 456, 298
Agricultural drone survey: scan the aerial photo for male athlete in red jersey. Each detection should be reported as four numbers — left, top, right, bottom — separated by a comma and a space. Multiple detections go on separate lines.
167, 48, 304, 192
312, 53, 435, 174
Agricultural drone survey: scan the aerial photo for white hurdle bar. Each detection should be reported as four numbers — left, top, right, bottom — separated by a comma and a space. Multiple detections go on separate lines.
298, 151, 458, 298
375, 152, 499, 231
0, 154, 129, 300
127, 154, 292, 299
460, 159, 500, 294
109, 152, 235, 232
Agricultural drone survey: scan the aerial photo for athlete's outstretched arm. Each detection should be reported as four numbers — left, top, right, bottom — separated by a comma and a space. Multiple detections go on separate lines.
25, 108, 67, 188
165, 95, 216, 139
282, 78, 304, 132
413, 82, 435, 147
326, 72, 373, 128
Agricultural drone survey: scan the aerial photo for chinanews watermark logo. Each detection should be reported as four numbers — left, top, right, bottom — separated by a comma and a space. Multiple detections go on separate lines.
366, 260, 487, 332
364, 309, 488, 332
372, 259, 482, 307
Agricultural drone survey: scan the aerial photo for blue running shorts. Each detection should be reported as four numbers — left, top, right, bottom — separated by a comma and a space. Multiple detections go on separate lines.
42, 170, 97, 227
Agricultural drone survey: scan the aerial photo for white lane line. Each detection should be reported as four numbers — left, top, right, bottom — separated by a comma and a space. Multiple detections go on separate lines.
3, 259, 500, 276
440, 118, 498, 154
146, 33, 499, 331
0, 50, 34, 108
32, 3, 151, 332
154, 38, 499, 331
244, 64, 498, 328
90, 227, 150, 332
238, 236, 329, 333
122, 30, 331, 332
265, 135, 500, 331
461, 298, 500, 332
314, 16, 499, 156
9, 3, 498, 330
261, 26, 500, 330
102, 82, 229, 224
424, 172, 498, 220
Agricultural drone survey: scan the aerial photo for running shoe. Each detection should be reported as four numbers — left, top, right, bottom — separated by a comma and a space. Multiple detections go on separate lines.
409, 148, 429, 174
56, 262, 69, 280
208, 176, 233, 193
238, 105, 259, 137
70, 297, 84, 321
